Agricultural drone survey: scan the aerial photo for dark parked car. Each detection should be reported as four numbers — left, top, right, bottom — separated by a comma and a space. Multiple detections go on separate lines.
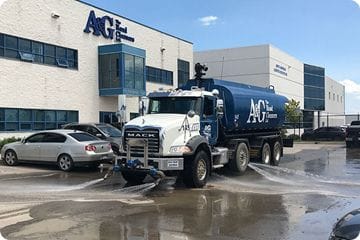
329, 208, 360, 240
345, 121, 360, 148
63, 123, 122, 155
301, 127, 345, 141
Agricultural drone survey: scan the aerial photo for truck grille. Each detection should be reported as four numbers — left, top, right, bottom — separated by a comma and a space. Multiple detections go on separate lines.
124, 128, 160, 153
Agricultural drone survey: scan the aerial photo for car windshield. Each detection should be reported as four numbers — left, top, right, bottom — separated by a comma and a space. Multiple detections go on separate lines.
69, 133, 98, 142
96, 125, 122, 137
148, 97, 202, 115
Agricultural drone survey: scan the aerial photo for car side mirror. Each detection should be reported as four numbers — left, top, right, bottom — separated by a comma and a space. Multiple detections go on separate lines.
21, 138, 26, 144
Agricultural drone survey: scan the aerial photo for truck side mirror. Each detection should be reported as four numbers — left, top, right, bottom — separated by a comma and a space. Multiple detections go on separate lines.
187, 110, 195, 118
216, 99, 224, 118
139, 97, 148, 116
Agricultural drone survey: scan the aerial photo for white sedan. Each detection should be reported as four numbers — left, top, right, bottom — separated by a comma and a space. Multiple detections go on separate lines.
1, 130, 114, 171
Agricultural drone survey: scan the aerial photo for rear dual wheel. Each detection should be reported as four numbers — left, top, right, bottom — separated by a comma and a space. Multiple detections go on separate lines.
261, 142, 271, 165
229, 142, 250, 174
261, 141, 281, 166
271, 141, 281, 166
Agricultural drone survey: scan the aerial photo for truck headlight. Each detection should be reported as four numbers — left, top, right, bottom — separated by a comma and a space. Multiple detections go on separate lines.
169, 145, 192, 153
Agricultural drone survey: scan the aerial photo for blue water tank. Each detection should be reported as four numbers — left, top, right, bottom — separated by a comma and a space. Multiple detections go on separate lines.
183, 78, 288, 133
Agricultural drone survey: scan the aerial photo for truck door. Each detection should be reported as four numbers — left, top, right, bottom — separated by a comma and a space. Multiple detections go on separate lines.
201, 96, 218, 145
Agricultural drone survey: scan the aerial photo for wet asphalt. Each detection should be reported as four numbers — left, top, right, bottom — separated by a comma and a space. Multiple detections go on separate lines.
1, 143, 360, 240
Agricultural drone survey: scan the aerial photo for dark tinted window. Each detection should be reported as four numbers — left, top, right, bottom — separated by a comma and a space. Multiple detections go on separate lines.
64, 125, 76, 130
0, 108, 78, 132
99, 53, 120, 89
204, 97, 214, 116
27, 133, 46, 143
0, 33, 77, 69
5, 35, 17, 49
304, 63, 325, 111
304, 86, 325, 99
178, 59, 190, 87
69, 132, 98, 142
87, 126, 101, 136
19, 39, 31, 52
351, 121, 360, 126
44, 133, 66, 143
64, 125, 88, 132
146, 66, 173, 85
96, 124, 122, 137
56, 47, 66, 59
0, 34, 3, 47
304, 64, 325, 76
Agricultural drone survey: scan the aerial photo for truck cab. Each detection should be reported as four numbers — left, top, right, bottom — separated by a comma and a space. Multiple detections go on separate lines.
121, 88, 222, 187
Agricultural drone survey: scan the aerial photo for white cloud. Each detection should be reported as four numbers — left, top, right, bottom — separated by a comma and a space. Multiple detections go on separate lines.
198, 16, 218, 26
340, 79, 360, 95
353, 0, 360, 7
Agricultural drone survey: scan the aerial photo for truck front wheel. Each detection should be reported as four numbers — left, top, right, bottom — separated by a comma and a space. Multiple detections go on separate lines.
229, 142, 249, 174
183, 150, 209, 188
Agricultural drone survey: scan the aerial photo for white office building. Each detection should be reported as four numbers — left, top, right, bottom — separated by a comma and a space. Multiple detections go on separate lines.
194, 45, 345, 130
0, 0, 193, 139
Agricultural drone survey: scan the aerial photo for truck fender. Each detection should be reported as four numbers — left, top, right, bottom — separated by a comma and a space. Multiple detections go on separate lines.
185, 135, 212, 171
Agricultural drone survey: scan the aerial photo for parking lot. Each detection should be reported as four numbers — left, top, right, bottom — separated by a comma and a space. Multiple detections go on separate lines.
1, 142, 360, 240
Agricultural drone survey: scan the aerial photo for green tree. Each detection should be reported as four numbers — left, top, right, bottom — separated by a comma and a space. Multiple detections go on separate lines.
285, 99, 302, 137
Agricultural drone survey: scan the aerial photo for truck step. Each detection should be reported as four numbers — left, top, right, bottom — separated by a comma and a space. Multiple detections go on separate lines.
212, 164, 224, 169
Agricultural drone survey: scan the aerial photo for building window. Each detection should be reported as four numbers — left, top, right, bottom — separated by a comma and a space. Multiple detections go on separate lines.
329, 92, 331, 100
0, 32, 78, 69
146, 66, 173, 85
0, 108, 78, 132
303, 64, 325, 111
99, 54, 120, 89
99, 112, 118, 124
32, 41, 43, 63
0, 34, 4, 57
341, 96, 343, 103
4, 35, 18, 59
124, 54, 144, 90
98, 44, 146, 97
178, 59, 190, 87
337, 94, 339, 102
333, 93, 335, 101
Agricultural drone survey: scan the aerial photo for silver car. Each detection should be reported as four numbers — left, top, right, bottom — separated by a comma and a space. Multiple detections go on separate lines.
0, 130, 114, 171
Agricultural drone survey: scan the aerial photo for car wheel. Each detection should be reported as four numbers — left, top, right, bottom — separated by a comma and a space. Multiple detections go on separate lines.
57, 154, 74, 172
183, 150, 209, 188
4, 150, 19, 166
271, 141, 281, 166
261, 142, 271, 165
121, 171, 147, 184
229, 142, 249, 174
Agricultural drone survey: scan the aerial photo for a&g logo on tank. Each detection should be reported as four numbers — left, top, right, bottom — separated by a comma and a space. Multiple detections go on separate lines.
247, 99, 278, 123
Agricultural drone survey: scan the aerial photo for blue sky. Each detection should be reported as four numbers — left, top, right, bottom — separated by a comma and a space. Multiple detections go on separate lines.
83, 0, 360, 113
